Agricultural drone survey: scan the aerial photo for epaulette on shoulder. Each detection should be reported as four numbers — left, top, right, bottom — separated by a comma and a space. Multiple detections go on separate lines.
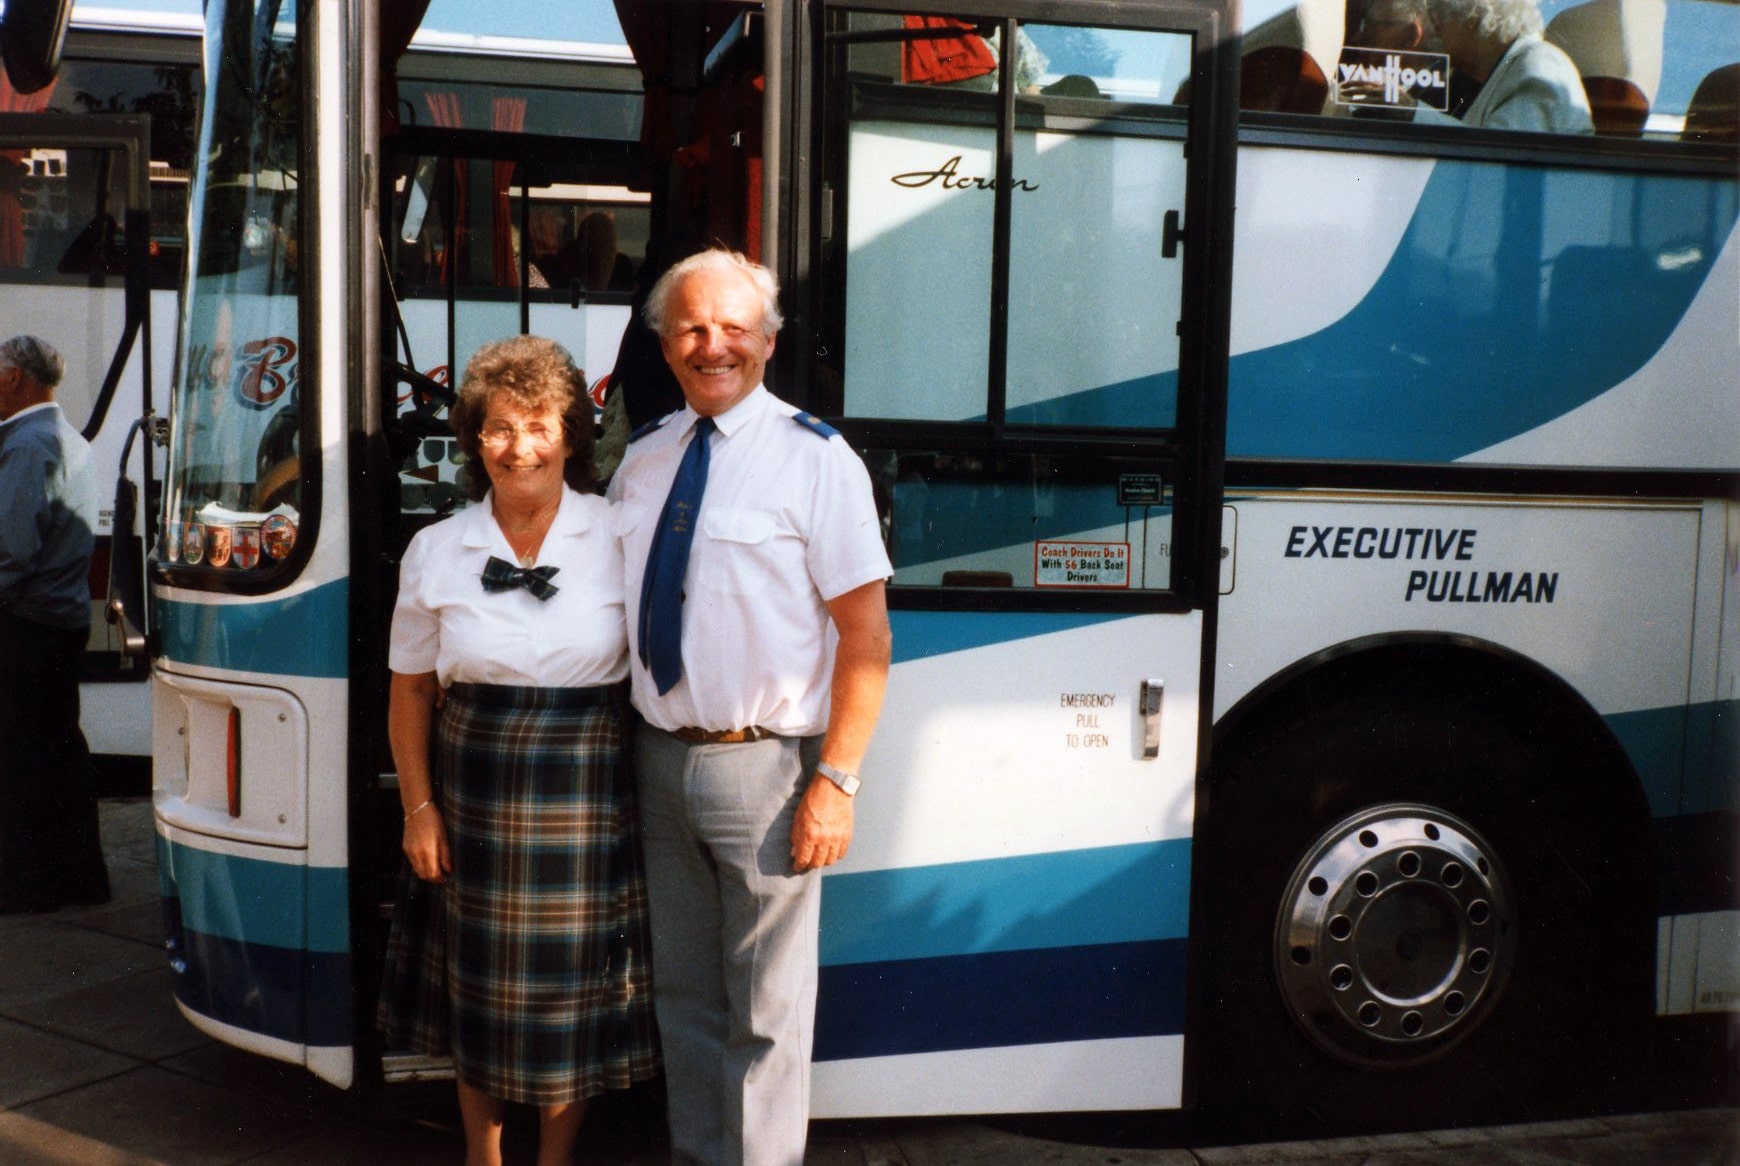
791, 411, 840, 439
628, 413, 674, 444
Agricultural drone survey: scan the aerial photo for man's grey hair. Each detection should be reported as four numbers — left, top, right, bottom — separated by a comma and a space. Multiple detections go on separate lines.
1428, 0, 1542, 42
643, 248, 784, 338
0, 335, 65, 391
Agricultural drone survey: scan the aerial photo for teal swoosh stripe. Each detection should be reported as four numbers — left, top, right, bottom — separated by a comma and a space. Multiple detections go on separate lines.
890, 609, 1134, 664
820, 839, 1191, 967
1226, 164, 1736, 461
158, 835, 349, 953
1605, 699, 1739, 818
995, 166, 1734, 462
155, 579, 348, 678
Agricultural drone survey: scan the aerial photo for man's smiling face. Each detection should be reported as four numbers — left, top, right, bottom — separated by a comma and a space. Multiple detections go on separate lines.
658, 265, 776, 418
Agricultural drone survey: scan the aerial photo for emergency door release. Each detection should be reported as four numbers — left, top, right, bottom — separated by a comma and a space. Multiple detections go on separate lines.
1140, 679, 1164, 760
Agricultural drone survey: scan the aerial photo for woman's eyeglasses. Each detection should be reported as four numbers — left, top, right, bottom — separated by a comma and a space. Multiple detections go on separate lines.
479, 422, 560, 450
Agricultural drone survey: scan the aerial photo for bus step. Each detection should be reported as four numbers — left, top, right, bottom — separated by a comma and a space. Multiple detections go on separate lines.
381, 1051, 455, 1084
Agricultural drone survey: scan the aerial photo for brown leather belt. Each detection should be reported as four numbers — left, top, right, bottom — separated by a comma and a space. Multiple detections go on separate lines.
670, 725, 779, 744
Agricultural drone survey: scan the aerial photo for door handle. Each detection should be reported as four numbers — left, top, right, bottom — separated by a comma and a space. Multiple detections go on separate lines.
1162, 209, 1185, 259
1140, 679, 1164, 760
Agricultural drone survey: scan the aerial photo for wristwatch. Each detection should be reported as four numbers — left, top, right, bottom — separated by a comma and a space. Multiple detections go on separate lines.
815, 760, 861, 797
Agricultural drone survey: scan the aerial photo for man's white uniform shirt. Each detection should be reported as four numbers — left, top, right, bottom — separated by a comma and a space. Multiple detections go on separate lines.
389, 486, 629, 688
610, 384, 892, 737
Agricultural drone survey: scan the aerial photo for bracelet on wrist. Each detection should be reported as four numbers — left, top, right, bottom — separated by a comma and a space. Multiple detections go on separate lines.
404, 799, 434, 823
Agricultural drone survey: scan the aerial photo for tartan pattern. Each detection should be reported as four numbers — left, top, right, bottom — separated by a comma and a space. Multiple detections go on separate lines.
376, 683, 661, 1105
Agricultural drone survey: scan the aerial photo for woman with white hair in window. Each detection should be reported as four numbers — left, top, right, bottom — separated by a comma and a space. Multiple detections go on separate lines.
1423, 0, 1594, 131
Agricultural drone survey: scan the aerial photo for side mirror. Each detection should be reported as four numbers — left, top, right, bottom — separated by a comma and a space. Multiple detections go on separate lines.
0, 0, 72, 95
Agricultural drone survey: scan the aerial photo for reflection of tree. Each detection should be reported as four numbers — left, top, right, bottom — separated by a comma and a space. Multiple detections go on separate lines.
201, 1, 300, 187
69, 65, 198, 171
187, 0, 301, 277
1027, 26, 1119, 77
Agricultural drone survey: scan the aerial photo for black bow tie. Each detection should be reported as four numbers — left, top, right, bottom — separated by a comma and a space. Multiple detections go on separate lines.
480, 555, 561, 601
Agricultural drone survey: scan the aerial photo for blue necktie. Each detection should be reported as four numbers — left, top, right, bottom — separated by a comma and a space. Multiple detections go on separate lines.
639, 416, 714, 694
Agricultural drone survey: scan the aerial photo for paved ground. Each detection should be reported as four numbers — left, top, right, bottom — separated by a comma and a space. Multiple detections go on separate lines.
0, 799, 1733, 1165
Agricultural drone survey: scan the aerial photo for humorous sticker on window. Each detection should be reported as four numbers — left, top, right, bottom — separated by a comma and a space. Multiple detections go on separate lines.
1035, 541, 1131, 589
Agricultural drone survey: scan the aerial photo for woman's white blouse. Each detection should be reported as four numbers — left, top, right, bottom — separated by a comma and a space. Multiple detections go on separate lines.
389, 487, 629, 688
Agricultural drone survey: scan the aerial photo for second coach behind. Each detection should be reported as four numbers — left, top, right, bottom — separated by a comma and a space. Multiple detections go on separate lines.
610, 248, 892, 1166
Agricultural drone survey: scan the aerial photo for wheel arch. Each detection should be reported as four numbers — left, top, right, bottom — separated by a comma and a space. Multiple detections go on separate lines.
1188, 631, 1663, 1134
1208, 631, 1651, 829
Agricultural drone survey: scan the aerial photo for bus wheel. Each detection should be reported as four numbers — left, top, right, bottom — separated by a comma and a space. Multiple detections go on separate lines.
1274, 803, 1517, 1070
1195, 671, 1655, 1137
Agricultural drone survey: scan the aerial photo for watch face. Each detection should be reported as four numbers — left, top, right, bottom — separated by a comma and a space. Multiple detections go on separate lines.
819, 763, 859, 796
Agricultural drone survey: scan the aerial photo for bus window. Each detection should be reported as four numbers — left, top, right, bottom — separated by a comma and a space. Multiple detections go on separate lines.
160, 0, 304, 579
1241, 0, 1740, 140
1, 50, 199, 290
822, 12, 1193, 427
868, 448, 1179, 592
51, 50, 200, 286
815, 9, 1214, 600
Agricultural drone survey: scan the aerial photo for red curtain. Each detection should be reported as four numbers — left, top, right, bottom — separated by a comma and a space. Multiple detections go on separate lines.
900, 16, 996, 85
491, 97, 527, 287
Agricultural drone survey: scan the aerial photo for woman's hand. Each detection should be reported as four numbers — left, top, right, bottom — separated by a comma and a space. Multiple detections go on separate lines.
402, 803, 451, 882
389, 670, 447, 882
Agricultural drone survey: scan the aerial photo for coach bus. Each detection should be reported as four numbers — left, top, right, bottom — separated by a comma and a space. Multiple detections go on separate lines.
139, 0, 1736, 1138
0, 4, 205, 789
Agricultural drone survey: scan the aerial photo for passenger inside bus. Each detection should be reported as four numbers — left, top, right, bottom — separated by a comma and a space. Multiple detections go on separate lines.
1419, 0, 1595, 130
1242, 0, 1652, 132
542, 210, 633, 292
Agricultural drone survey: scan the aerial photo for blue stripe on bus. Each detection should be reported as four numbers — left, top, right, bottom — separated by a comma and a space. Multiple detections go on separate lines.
155, 578, 349, 678
819, 840, 1190, 967
1655, 812, 1739, 916
1606, 699, 1739, 819
1228, 164, 1736, 461
814, 938, 1187, 1062
1001, 166, 1735, 462
163, 894, 352, 1048
159, 836, 349, 952
889, 609, 1133, 664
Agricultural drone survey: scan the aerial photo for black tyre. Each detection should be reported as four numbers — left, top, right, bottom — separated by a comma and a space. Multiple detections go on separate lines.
1193, 653, 1656, 1138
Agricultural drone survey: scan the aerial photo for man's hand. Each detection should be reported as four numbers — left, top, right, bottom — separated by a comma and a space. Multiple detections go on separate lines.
791, 775, 854, 872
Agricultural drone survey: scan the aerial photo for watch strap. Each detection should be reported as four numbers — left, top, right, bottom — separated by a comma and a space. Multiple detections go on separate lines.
815, 760, 861, 796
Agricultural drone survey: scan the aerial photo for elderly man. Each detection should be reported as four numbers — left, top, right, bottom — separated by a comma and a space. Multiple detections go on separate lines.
0, 335, 108, 914
609, 249, 892, 1166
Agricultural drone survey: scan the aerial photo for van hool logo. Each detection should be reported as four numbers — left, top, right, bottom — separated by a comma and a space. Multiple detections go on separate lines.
891, 155, 1038, 192
1337, 48, 1450, 111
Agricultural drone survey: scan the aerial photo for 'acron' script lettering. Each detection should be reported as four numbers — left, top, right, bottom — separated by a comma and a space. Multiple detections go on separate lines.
891, 155, 1038, 192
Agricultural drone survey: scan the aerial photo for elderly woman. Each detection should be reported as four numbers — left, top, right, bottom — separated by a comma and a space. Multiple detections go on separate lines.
377, 335, 658, 1166
1422, 0, 1593, 131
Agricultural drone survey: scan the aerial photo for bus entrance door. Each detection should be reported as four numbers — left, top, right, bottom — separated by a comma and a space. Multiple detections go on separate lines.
785, 3, 1235, 1117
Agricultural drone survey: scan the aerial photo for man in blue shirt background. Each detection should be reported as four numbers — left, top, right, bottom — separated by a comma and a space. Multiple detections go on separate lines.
0, 335, 109, 914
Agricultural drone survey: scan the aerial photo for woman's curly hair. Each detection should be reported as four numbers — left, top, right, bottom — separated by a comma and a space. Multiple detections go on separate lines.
449, 335, 595, 501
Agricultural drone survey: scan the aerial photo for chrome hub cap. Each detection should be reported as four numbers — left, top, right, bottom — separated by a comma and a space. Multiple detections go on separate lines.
1275, 803, 1515, 1067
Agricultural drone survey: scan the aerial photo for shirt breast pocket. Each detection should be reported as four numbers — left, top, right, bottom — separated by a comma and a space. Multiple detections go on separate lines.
696, 508, 782, 598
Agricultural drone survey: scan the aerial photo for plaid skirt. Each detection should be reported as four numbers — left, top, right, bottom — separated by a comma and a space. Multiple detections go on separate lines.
376, 682, 661, 1105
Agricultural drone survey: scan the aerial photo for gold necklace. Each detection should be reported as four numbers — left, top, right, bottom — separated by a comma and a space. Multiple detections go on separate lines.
494, 497, 557, 568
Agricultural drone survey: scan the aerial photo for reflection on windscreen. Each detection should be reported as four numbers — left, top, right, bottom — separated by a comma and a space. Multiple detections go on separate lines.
161, 0, 305, 575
